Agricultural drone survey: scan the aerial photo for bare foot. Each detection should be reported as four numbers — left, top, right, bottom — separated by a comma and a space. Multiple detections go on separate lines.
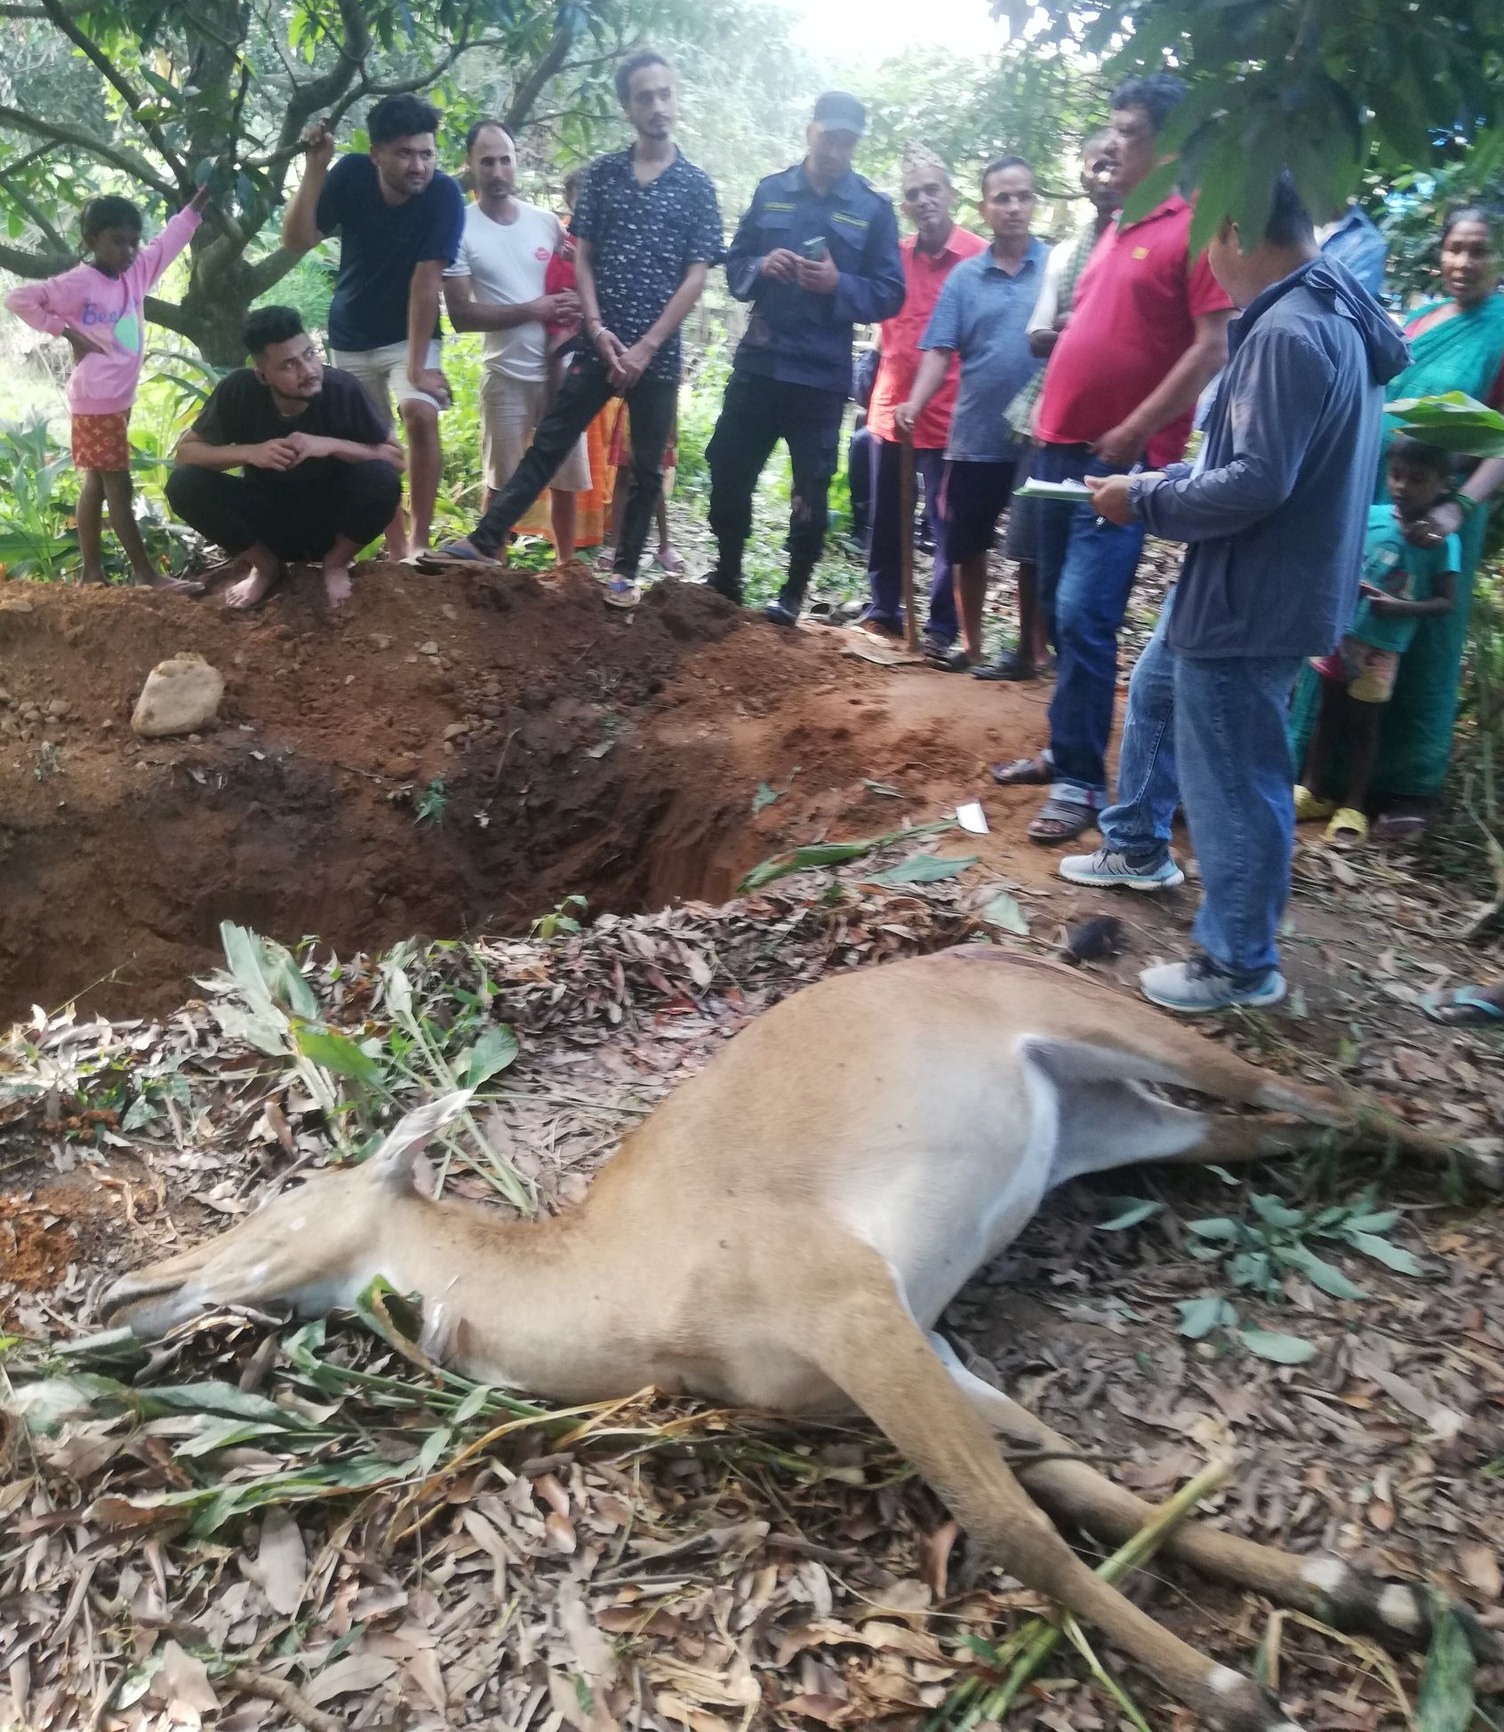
323, 564, 353, 606
79, 565, 108, 586
223, 563, 284, 610
384, 534, 410, 562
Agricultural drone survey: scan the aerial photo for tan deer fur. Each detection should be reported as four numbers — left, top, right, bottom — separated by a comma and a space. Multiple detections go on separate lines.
105, 947, 1496, 1730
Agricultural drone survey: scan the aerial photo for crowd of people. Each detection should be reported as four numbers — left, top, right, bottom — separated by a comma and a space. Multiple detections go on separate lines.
7, 48, 1504, 1018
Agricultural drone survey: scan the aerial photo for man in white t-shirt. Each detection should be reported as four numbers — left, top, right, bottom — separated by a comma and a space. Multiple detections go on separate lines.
443, 120, 589, 559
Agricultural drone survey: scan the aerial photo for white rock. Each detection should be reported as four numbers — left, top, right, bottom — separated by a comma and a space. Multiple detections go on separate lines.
131, 654, 224, 738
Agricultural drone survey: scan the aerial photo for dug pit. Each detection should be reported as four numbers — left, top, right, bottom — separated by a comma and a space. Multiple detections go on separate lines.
0, 566, 1053, 1024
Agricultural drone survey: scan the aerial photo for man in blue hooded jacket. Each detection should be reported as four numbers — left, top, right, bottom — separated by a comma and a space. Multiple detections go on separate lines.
703, 92, 906, 624
1058, 170, 1410, 1013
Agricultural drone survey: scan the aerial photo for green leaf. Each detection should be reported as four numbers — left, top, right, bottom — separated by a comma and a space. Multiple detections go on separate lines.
1343, 1210, 1400, 1234
136, 1381, 301, 1424
1186, 1216, 1241, 1241
1176, 1295, 1235, 1339
739, 841, 874, 891
1237, 1329, 1317, 1365
1280, 1245, 1367, 1301
981, 890, 1030, 935
866, 852, 978, 886
1226, 1249, 1274, 1290
459, 1024, 519, 1088
1344, 1230, 1426, 1276
1249, 1193, 1305, 1230
1097, 1199, 1163, 1232
1416, 1596, 1476, 1732
292, 1021, 385, 1087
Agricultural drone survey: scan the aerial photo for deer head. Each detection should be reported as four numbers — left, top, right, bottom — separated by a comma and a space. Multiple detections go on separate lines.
102, 1092, 471, 1337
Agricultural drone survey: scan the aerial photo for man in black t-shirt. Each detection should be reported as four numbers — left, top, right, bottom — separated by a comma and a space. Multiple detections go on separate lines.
166, 306, 404, 609
281, 93, 465, 560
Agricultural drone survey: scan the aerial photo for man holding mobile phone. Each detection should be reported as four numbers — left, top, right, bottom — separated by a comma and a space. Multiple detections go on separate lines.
703, 92, 905, 623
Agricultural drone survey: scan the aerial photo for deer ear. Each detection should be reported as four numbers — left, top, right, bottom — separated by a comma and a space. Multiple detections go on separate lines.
366, 1091, 474, 1191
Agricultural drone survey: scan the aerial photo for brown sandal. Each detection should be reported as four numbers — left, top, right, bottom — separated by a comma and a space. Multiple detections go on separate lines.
991, 753, 1053, 787
1027, 795, 1096, 845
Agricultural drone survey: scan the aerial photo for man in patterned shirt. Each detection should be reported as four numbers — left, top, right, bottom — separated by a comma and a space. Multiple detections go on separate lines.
426, 51, 723, 607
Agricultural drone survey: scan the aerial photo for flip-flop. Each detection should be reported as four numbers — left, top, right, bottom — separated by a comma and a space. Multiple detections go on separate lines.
1027, 794, 1097, 845
1293, 784, 1336, 822
414, 542, 491, 573
653, 549, 686, 575
991, 754, 1053, 787
1324, 807, 1369, 846
926, 645, 974, 672
1420, 985, 1504, 1026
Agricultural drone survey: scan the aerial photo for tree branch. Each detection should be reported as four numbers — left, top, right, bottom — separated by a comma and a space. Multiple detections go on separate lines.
505, 22, 579, 131
0, 172, 68, 252
241, 243, 304, 298
0, 105, 177, 199
38, 0, 188, 184
0, 238, 73, 277
142, 293, 198, 341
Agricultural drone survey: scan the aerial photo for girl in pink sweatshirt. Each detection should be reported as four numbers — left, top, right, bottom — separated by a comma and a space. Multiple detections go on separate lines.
6, 187, 207, 591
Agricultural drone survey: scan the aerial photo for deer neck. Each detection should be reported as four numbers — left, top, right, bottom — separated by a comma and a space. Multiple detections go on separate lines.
370, 1187, 645, 1401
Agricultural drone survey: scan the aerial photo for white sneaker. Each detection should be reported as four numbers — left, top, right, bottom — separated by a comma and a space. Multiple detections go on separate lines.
1140, 955, 1287, 1015
1059, 849, 1185, 891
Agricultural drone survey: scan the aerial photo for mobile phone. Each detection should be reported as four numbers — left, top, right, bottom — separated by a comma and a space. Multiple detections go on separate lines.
800, 236, 828, 262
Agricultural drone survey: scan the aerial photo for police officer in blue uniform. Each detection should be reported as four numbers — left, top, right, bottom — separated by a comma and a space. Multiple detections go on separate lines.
703, 92, 906, 624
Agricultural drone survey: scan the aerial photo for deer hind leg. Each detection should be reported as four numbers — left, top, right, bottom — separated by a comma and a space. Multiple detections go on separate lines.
798, 1248, 1300, 1732
932, 1337, 1501, 1664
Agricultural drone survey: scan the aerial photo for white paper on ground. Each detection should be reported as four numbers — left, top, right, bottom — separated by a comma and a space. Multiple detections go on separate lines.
956, 800, 990, 835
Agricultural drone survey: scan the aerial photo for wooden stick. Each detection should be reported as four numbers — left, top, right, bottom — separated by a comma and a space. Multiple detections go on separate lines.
226, 1668, 344, 1732
898, 432, 920, 652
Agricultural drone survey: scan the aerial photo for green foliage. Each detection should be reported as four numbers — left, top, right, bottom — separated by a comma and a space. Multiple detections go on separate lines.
1103, 1188, 1427, 1363
1021, 0, 1504, 256
211, 922, 528, 1203
529, 894, 588, 939
414, 778, 451, 827
860, 44, 1100, 211
0, 0, 711, 362
0, 416, 79, 579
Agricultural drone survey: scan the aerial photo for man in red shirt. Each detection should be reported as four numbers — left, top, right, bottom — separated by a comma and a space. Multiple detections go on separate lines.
994, 74, 1234, 843
860, 145, 986, 640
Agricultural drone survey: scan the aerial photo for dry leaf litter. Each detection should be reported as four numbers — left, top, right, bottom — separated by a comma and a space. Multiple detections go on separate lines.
1, 837, 1503, 1732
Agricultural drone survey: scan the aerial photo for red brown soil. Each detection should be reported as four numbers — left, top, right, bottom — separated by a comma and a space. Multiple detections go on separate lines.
0, 565, 1060, 1024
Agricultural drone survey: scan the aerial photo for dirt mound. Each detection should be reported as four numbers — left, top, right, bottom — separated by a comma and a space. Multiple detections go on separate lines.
0, 566, 1051, 1022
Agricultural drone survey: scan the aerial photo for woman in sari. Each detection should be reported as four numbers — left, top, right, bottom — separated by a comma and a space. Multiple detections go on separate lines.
1292, 208, 1504, 837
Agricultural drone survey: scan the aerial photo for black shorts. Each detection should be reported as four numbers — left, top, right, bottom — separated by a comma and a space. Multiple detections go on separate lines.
1002, 443, 1038, 562
941, 457, 1019, 564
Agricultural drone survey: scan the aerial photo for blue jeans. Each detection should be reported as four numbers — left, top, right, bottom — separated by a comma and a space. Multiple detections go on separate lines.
1033, 443, 1147, 798
1099, 599, 1179, 867
1101, 595, 1302, 976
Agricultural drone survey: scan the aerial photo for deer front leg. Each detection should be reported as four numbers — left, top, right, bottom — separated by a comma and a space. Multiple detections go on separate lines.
934, 1339, 1502, 1664
797, 1253, 1300, 1732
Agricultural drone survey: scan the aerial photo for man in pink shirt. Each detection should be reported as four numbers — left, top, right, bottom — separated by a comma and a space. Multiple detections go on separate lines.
860, 145, 986, 641
994, 74, 1234, 844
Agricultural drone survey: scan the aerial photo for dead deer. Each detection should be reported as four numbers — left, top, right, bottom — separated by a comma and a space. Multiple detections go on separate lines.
105, 948, 1497, 1730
